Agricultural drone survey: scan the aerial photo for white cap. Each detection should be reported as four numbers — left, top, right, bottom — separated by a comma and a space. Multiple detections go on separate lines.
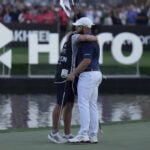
72, 17, 94, 28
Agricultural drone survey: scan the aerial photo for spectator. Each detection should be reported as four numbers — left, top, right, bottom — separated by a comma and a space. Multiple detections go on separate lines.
72, 7, 85, 21
72, 7, 85, 30
0, 5, 4, 22
0, 1, 149, 26
126, 5, 138, 25
92, 6, 103, 25
147, 6, 150, 25
58, 8, 68, 33
111, 7, 122, 25
136, 8, 149, 25
3, 12, 11, 23
18, 2, 35, 23
19, 8, 34, 23
44, 5, 56, 24
103, 12, 113, 25
9, 6, 21, 23
34, 6, 45, 23
86, 5, 94, 23
3, 3, 12, 23
119, 6, 127, 25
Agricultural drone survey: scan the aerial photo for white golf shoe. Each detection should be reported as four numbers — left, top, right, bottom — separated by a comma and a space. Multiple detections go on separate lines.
68, 134, 90, 143
89, 135, 98, 143
48, 132, 67, 144
62, 133, 74, 140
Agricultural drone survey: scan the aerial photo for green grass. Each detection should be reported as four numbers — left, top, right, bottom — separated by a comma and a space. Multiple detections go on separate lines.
11, 48, 50, 64
0, 120, 150, 150
0, 47, 150, 75
10, 48, 149, 66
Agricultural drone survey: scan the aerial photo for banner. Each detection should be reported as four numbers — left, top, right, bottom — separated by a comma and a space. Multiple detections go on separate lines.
0, 23, 150, 76
3, 23, 150, 51
6, 23, 58, 47
93, 25, 150, 51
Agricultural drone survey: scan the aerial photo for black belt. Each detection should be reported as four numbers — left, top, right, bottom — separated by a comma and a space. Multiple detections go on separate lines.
84, 68, 99, 72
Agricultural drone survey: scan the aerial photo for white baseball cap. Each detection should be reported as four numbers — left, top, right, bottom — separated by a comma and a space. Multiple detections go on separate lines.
72, 17, 94, 28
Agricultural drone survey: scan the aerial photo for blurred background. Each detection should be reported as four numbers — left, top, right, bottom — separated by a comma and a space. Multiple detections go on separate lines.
0, 0, 150, 130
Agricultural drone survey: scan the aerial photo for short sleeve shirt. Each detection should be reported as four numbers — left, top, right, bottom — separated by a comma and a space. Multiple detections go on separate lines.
71, 34, 80, 71
77, 41, 100, 70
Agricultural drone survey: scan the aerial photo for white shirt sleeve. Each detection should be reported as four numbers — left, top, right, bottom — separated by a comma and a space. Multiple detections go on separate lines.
71, 33, 80, 54
72, 34, 80, 44
71, 34, 80, 71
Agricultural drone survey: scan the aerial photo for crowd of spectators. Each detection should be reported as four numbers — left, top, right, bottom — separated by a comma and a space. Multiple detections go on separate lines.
0, 0, 150, 30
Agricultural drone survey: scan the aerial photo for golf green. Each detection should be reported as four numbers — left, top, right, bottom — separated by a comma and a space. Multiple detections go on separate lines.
0, 121, 150, 150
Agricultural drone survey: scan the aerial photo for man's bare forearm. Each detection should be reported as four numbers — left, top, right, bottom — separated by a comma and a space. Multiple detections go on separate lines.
73, 59, 91, 76
67, 58, 91, 80
78, 35, 97, 42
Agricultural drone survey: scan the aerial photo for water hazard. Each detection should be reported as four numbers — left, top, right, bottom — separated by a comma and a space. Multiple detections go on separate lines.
0, 94, 150, 130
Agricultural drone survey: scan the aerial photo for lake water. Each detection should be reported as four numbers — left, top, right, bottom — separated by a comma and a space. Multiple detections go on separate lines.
0, 94, 150, 130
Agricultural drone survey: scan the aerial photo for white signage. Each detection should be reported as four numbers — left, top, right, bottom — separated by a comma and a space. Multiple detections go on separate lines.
0, 50, 12, 68
111, 32, 143, 65
97, 33, 113, 64
0, 23, 144, 72
61, 32, 143, 65
28, 33, 59, 64
0, 23, 13, 68
13, 30, 50, 42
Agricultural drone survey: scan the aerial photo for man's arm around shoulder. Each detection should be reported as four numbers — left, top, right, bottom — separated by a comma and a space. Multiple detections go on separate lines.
78, 34, 97, 42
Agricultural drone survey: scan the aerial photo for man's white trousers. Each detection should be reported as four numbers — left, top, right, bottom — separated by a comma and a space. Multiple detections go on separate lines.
77, 71, 102, 136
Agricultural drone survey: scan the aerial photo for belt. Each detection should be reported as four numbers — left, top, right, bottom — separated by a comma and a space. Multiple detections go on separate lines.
84, 68, 99, 72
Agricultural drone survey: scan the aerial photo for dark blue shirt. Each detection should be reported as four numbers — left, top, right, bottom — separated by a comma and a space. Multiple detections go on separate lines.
76, 41, 100, 71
